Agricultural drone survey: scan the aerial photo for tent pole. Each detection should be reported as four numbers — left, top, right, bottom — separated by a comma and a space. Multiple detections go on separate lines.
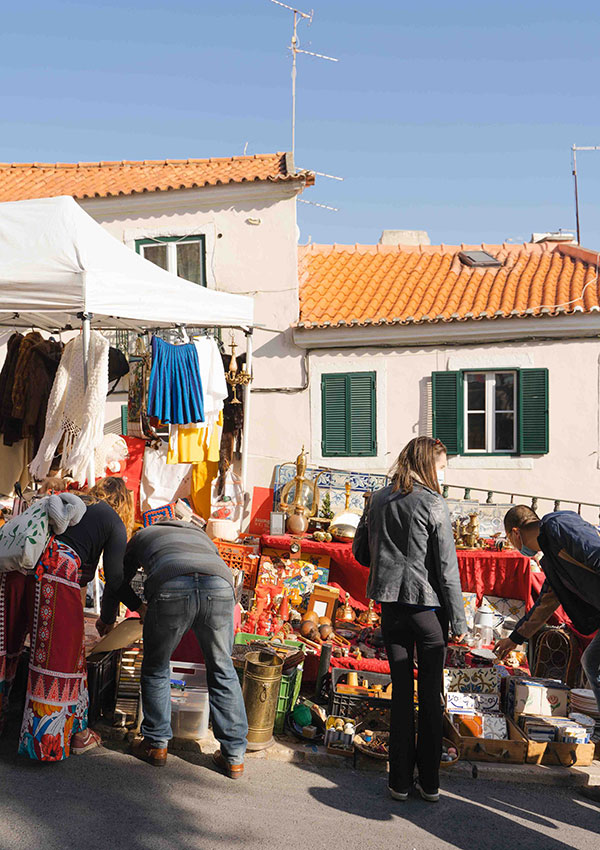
80, 312, 100, 614
240, 329, 253, 531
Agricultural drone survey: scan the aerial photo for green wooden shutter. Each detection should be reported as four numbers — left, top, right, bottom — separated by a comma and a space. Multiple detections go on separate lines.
432, 371, 462, 454
321, 374, 347, 455
518, 368, 549, 454
120, 404, 128, 436
348, 373, 376, 456
321, 372, 376, 457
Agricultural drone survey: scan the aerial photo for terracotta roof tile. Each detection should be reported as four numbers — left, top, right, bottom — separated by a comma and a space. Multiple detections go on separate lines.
297, 242, 600, 327
0, 153, 314, 202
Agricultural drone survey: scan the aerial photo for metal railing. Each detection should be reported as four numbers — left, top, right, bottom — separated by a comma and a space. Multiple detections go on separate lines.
442, 484, 600, 522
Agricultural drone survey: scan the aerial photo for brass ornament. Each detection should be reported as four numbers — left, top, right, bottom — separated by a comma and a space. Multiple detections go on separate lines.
279, 446, 323, 521
225, 335, 252, 404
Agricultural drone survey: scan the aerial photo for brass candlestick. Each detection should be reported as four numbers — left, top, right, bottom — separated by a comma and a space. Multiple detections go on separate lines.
225, 336, 252, 404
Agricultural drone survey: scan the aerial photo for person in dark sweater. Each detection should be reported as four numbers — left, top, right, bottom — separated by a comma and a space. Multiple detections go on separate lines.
121, 521, 247, 776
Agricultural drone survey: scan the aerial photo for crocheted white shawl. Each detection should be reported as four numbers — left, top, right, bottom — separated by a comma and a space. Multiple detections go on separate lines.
30, 330, 109, 484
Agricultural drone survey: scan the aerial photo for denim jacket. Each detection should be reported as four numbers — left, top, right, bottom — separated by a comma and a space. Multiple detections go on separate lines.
353, 482, 467, 635
512, 511, 600, 640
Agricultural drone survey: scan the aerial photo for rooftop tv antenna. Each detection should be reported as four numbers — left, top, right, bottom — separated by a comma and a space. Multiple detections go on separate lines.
268, 0, 338, 159
572, 144, 600, 245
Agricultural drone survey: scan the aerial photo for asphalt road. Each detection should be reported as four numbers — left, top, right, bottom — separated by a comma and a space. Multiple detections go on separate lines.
1, 731, 599, 850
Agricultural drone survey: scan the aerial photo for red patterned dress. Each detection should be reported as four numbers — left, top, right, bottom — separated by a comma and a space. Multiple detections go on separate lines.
0, 538, 88, 761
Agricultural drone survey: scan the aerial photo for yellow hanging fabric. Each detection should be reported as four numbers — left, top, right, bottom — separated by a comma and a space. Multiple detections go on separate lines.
190, 460, 219, 519
167, 412, 223, 464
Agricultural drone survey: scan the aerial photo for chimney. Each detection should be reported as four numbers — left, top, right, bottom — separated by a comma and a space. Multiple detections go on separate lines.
379, 229, 430, 246
530, 231, 576, 245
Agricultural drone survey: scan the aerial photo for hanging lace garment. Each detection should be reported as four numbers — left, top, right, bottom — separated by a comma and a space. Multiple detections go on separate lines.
30, 330, 109, 484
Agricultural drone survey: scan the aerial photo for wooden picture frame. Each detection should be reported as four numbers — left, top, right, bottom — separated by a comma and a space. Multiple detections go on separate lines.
306, 583, 340, 621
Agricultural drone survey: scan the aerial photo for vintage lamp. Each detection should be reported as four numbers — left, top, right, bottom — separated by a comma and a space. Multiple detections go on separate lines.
329, 481, 361, 541
279, 447, 323, 532
225, 335, 252, 403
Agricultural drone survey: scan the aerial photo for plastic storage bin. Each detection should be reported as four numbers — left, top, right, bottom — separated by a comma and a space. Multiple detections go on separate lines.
170, 661, 207, 691
171, 689, 210, 740
329, 668, 392, 718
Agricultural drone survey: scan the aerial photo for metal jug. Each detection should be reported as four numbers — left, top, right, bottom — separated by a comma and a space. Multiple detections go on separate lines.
242, 650, 283, 751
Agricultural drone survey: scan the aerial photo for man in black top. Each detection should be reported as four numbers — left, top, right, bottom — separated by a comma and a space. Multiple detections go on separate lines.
115, 520, 247, 776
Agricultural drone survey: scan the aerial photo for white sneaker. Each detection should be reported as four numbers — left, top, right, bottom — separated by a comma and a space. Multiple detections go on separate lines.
415, 781, 439, 802
388, 786, 410, 801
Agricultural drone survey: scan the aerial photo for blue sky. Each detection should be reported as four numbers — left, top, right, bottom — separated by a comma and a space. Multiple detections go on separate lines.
2, 0, 600, 247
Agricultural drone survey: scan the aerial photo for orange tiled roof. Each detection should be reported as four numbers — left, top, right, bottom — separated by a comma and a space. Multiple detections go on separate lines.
297, 242, 600, 327
0, 152, 314, 202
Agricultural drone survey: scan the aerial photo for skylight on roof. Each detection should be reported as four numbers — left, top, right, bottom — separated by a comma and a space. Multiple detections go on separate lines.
458, 250, 503, 268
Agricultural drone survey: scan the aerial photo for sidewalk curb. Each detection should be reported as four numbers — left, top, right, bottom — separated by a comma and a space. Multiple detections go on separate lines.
93, 721, 600, 786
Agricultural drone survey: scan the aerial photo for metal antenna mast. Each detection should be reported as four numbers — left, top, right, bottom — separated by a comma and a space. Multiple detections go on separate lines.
269, 0, 338, 159
572, 144, 600, 245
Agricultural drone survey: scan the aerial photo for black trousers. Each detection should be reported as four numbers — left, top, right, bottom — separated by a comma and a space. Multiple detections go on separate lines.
381, 602, 448, 792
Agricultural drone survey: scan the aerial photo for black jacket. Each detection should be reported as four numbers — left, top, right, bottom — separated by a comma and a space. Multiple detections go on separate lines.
353, 482, 467, 635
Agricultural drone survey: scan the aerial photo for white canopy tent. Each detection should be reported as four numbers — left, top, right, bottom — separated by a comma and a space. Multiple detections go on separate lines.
0, 195, 253, 330
0, 195, 255, 539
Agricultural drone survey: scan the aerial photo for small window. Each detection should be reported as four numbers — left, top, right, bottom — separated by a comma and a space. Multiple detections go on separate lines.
321, 372, 376, 457
136, 235, 207, 286
465, 371, 516, 453
458, 250, 502, 268
432, 368, 549, 456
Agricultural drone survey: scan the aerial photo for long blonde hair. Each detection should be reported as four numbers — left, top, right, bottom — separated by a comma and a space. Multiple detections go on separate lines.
390, 436, 447, 495
87, 476, 134, 536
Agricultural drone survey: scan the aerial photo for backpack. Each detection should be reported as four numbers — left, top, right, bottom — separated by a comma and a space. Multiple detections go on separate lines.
0, 493, 86, 574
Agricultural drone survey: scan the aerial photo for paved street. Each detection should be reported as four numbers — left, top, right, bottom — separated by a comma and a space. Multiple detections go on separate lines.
1, 729, 599, 850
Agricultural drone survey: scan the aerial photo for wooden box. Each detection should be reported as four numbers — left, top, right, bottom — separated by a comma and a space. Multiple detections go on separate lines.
519, 730, 596, 767
443, 712, 528, 764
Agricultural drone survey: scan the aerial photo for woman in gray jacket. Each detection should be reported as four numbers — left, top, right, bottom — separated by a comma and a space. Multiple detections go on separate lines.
353, 436, 467, 802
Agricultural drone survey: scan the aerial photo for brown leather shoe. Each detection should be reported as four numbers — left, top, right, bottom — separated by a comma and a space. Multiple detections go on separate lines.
130, 737, 168, 767
212, 749, 244, 779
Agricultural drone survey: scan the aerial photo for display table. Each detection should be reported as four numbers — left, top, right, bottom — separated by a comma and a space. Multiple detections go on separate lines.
261, 535, 533, 608
457, 549, 532, 604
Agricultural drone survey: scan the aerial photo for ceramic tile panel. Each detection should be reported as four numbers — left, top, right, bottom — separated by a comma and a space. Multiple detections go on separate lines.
444, 666, 501, 694
273, 464, 388, 514
483, 596, 526, 631
446, 692, 500, 714
476, 504, 513, 538
482, 713, 508, 740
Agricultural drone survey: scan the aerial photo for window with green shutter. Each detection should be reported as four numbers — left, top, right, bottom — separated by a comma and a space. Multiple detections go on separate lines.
321, 372, 376, 457
432, 368, 548, 456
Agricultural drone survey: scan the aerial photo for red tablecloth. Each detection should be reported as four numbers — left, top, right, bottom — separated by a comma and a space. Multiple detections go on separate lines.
260, 536, 533, 607
457, 549, 532, 604
260, 534, 370, 605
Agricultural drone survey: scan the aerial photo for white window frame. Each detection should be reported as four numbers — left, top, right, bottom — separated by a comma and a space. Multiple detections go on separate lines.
463, 370, 517, 454
138, 236, 206, 285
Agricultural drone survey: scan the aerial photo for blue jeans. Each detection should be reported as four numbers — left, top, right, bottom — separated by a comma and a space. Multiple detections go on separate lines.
581, 630, 600, 715
140, 574, 248, 763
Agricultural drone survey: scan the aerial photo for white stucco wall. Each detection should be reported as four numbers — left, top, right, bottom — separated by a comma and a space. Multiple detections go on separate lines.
244, 336, 600, 523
